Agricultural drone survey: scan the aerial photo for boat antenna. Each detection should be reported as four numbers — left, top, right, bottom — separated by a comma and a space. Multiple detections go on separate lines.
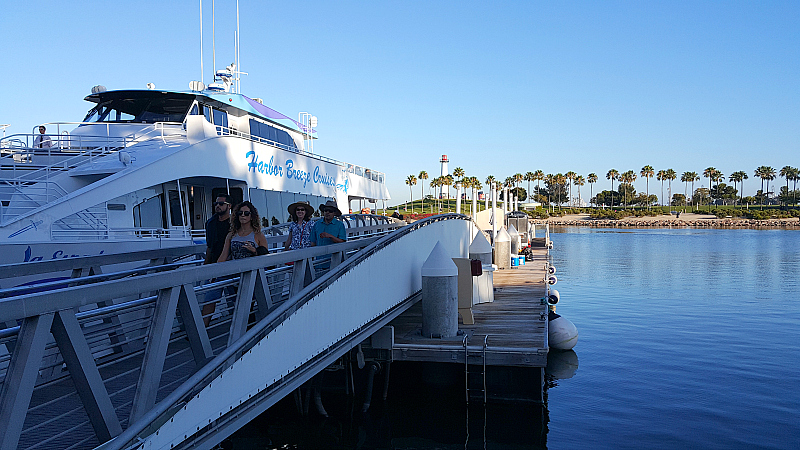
212, 0, 216, 83
199, 0, 204, 84
236, 0, 240, 93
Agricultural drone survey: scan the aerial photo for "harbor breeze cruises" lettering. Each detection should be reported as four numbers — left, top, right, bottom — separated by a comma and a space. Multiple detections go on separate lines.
246, 150, 346, 192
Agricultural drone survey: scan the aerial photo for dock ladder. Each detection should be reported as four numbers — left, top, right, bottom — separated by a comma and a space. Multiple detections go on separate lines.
463, 334, 488, 403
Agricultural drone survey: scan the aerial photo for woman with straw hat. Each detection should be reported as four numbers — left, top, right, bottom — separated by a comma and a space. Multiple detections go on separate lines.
284, 201, 315, 251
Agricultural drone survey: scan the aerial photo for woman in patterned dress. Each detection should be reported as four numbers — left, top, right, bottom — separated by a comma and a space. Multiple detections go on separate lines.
284, 201, 315, 251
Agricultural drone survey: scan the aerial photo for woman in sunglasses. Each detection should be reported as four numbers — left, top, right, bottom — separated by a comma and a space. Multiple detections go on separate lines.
217, 201, 269, 262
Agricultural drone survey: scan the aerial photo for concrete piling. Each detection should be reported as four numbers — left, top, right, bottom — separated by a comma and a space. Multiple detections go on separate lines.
421, 241, 459, 338
494, 227, 511, 269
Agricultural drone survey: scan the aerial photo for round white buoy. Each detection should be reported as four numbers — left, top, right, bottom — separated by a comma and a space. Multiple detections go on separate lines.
549, 313, 578, 350
548, 265, 557, 274
548, 275, 558, 285
547, 289, 560, 304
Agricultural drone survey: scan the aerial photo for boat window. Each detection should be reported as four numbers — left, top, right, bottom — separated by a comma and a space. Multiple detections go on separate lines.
133, 194, 164, 229
203, 105, 213, 123
212, 109, 228, 129
83, 95, 194, 124
168, 190, 187, 227
248, 119, 297, 150
190, 104, 200, 115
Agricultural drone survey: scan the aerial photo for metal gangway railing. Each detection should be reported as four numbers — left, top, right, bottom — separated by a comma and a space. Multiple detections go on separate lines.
0, 214, 473, 450
0, 123, 186, 224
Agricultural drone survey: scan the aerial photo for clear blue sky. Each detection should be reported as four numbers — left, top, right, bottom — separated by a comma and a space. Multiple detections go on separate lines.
2, 1, 798, 202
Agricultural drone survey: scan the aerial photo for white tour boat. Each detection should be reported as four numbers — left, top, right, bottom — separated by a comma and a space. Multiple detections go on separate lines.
0, 68, 390, 282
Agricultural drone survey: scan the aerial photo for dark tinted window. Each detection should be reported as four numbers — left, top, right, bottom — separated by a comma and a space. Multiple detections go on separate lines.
83, 95, 193, 123
203, 105, 212, 123
212, 109, 228, 128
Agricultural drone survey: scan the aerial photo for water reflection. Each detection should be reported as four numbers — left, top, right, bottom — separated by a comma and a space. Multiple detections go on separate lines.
546, 350, 579, 380
226, 361, 551, 449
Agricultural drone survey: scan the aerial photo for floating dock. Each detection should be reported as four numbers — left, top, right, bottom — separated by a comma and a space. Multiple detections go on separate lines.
386, 245, 550, 401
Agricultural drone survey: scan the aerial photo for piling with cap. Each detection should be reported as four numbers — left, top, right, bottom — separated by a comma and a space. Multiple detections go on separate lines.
421, 241, 459, 338
507, 223, 519, 255
469, 231, 493, 265
494, 227, 511, 269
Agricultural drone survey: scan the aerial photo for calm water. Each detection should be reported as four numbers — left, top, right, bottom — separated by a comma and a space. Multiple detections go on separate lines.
546, 227, 800, 450
231, 227, 800, 449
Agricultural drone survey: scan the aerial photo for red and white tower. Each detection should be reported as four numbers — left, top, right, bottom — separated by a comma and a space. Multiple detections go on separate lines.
440, 155, 449, 177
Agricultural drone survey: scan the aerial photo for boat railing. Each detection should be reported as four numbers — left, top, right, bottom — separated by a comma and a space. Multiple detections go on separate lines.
213, 124, 386, 185
50, 214, 404, 244
0, 177, 69, 223
0, 122, 186, 224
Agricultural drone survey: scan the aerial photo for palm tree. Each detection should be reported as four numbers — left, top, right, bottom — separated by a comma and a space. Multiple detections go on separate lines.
665, 169, 677, 210
574, 175, 585, 207
418, 170, 428, 212
405, 175, 417, 212
729, 171, 748, 206
681, 172, 692, 209
755, 166, 776, 208
565, 171, 577, 207
485, 175, 495, 208
470, 177, 483, 211
533, 170, 545, 201
444, 174, 454, 211
453, 167, 465, 185
587, 173, 598, 207
686, 171, 699, 209
524, 171, 535, 201
606, 169, 619, 208
430, 177, 442, 213
640, 165, 654, 209
703, 167, 717, 211
656, 169, 666, 206
763, 166, 776, 206
619, 170, 636, 207
514, 173, 524, 195
553, 173, 567, 208
780, 166, 795, 206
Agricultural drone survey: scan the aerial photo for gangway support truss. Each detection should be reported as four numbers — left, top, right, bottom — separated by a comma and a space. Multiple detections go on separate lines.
0, 214, 474, 450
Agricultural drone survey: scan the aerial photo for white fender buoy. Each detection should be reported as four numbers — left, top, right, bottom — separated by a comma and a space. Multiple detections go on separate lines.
548, 265, 557, 274
547, 289, 560, 304
549, 312, 578, 350
548, 275, 558, 285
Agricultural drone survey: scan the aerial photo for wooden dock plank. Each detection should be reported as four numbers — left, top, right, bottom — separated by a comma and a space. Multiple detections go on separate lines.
390, 247, 550, 367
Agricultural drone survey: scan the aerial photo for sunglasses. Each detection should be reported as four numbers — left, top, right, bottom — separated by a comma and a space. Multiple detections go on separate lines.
214, 201, 229, 206
323, 209, 335, 213
236, 210, 251, 217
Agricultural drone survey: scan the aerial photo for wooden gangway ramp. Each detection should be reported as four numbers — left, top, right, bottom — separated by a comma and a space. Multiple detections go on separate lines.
389, 246, 550, 368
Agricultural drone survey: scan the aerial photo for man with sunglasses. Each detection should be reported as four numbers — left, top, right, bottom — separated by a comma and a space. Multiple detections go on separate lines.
310, 200, 347, 247
204, 194, 233, 264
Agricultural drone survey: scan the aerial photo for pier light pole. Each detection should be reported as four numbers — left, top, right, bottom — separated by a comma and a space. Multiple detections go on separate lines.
491, 183, 498, 242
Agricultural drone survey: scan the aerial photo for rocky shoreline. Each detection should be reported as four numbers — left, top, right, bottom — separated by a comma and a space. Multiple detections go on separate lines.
532, 217, 800, 228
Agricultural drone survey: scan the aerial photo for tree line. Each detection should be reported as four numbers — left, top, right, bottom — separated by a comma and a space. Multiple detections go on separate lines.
400, 165, 800, 213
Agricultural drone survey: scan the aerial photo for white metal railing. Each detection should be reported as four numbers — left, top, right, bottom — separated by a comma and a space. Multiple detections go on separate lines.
212, 124, 386, 184
0, 122, 186, 224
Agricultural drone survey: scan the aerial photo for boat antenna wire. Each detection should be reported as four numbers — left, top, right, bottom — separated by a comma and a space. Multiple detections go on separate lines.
212, 0, 216, 83
236, 0, 240, 93
200, 0, 204, 84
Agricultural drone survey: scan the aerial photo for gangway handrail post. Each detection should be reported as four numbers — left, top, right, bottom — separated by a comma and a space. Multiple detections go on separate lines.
103, 214, 471, 450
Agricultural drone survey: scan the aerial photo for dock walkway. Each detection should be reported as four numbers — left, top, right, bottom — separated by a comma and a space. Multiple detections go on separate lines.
389, 246, 549, 368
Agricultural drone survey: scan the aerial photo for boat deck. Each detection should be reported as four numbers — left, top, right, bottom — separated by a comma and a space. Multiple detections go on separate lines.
389, 246, 550, 368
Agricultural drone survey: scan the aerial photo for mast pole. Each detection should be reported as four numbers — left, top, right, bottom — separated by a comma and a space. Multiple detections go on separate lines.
200, 0, 204, 84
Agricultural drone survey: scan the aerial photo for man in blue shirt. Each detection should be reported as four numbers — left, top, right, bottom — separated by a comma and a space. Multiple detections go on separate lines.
310, 201, 347, 246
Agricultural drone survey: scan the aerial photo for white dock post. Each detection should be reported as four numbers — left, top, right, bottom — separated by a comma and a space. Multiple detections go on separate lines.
421, 242, 459, 338
494, 227, 512, 269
